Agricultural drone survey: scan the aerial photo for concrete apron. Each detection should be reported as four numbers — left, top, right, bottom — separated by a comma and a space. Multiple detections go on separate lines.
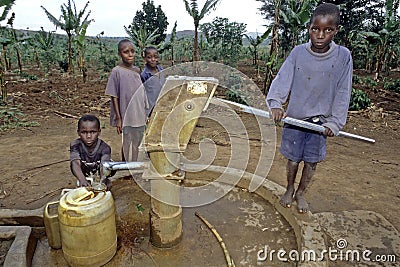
183, 164, 399, 267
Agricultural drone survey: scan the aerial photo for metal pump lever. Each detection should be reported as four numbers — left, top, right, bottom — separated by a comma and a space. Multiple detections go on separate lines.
212, 98, 375, 143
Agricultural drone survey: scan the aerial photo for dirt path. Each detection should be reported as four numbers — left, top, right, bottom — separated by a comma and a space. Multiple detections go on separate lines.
1, 67, 399, 232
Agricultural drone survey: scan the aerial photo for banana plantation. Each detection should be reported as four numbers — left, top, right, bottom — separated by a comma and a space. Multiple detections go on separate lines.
0, 0, 398, 88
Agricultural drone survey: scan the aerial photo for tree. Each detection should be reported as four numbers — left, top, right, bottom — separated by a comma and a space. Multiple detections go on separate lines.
161, 21, 178, 65
75, 22, 90, 82
245, 28, 272, 79
41, 0, 92, 73
0, 0, 16, 70
245, 29, 271, 65
357, 0, 400, 77
128, 0, 168, 46
183, 0, 221, 61
30, 27, 55, 71
258, 0, 317, 57
0, 0, 16, 103
280, 0, 317, 49
261, 0, 281, 93
200, 17, 246, 66
0, 0, 15, 22
5, 12, 31, 73
323, 0, 386, 48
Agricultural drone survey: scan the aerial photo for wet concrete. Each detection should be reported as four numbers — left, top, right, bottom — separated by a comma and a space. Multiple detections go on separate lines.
0, 226, 35, 267
316, 210, 399, 267
31, 178, 298, 266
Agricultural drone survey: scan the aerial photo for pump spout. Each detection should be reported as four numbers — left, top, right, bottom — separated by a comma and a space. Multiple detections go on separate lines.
101, 161, 149, 182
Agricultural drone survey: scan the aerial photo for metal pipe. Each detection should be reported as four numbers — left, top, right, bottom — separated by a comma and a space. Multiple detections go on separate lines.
212, 98, 375, 143
101, 161, 148, 181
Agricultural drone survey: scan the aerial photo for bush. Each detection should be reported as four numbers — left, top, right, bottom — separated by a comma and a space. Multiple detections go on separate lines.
361, 77, 377, 87
0, 105, 39, 131
20, 72, 38, 80
349, 88, 371, 111
225, 72, 247, 105
383, 78, 400, 93
225, 89, 247, 105
353, 74, 360, 84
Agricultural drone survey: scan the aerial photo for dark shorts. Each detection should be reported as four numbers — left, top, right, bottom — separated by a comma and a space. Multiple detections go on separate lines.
279, 121, 327, 163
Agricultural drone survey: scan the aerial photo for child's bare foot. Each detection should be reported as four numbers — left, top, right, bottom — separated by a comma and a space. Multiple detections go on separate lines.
294, 193, 309, 213
279, 188, 295, 208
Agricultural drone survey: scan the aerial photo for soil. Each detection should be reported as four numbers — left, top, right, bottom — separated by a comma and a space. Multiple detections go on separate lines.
0, 61, 399, 234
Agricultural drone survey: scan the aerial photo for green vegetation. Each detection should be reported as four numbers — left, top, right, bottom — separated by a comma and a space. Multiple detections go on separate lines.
0, 0, 397, 119
0, 105, 39, 131
383, 78, 400, 93
225, 72, 247, 105
183, 0, 222, 61
127, 0, 168, 46
200, 17, 246, 66
41, 0, 93, 74
349, 88, 371, 111
20, 72, 38, 80
361, 77, 378, 87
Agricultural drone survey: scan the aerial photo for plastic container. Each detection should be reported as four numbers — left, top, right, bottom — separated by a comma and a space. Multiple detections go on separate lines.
43, 201, 62, 249
58, 187, 117, 267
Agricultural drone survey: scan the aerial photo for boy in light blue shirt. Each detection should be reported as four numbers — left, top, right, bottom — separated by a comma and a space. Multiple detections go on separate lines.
140, 46, 165, 117
266, 3, 352, 213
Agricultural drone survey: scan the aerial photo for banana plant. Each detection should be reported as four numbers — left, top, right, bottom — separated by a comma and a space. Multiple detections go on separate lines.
279, 0, 317, 49
160, 21, 177, 65
357, 0, 400, 78
8, 12, 33, 73
245, 28, 272, 79
30, 27, 55, 71
41, 0, 92, 73
245, 28, 272, 66
263, 0, 281, 93
183, 0, 221, 61
74, 22, 89, 82
0, 0, 15, 104
124, 25, 160, 64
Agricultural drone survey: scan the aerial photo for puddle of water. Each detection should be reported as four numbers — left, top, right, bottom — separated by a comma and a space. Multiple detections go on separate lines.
32, 179, 297, 266
138, 186, 297, 267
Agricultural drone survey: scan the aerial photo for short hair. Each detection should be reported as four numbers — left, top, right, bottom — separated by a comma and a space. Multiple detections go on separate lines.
77, 114, 100, 130
142, 46, 158, 57
118, 39, 134, 52
311, 3, 340, 26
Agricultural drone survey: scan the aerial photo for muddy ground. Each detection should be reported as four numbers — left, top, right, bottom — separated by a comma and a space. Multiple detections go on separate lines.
0, 62, 399, 237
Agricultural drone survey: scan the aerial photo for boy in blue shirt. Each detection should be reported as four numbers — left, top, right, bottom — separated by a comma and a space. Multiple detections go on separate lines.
266, 3, 352, 213
140, 46, 165, 117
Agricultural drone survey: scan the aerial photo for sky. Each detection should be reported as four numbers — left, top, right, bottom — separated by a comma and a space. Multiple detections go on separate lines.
7, 0, 268, 37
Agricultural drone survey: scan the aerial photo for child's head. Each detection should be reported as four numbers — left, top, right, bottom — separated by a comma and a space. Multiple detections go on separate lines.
308, 3, 340, 53
310, 3, 340, 26
142, 46, 159, 70
77, 115, 101, 148
118, 39, 136, 66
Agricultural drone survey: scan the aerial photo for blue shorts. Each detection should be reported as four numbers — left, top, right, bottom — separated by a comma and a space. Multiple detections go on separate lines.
279, 122, 327, 163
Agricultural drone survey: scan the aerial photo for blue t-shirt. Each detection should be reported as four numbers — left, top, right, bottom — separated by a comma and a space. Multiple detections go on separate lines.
266, 41, 353, 135
141, 65, 165, 116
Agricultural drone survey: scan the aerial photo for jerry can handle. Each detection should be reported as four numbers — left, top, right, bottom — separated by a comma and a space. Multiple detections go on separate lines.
44, 201, 60, 218
74, 189, 94, 202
